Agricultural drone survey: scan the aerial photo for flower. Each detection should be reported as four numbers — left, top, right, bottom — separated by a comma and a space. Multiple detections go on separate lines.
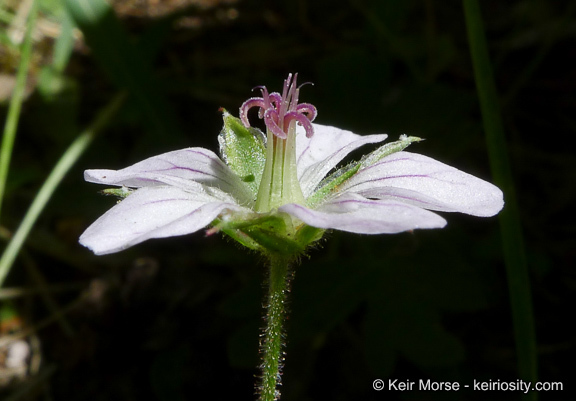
80, 74, 503, 255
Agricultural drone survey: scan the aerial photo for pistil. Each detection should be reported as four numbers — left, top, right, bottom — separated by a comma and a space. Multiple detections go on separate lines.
240, 74, 317, 212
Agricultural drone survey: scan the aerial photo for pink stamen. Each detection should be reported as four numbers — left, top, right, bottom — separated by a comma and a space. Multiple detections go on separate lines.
282, 73, 293, 100
296, 103, 317, 121
263, 87, 278, 111
284, 111, 315, 138
240, 97, 266, 127
258, 92, 281, 119
268, 92, 283, 108
264, 109, 287, 139
238, 73, 317, 138
287, 74, 299, 110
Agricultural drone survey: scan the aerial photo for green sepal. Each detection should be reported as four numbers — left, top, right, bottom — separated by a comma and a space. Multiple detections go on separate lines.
307, 135, 422, 208
359, 135, 422, 168
307, 162, 362, 208
214, 212, 324, 256
220, 227, 264, 252
218, 110, 266, 199
294, 225, 325, 247
99, 186, 133, 199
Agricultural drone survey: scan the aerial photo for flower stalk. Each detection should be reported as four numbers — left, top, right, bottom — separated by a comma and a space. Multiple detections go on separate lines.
259, 253, 293, 401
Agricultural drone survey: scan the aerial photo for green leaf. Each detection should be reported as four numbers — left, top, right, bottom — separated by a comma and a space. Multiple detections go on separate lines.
218, 110, 266, 198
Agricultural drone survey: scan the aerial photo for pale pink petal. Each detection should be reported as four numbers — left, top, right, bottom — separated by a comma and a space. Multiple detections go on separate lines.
340, 151, 504, 217
279, 193, 446, 234
84, 147, 252, 204
79, 186, 250, 255
295, 123, 387, 197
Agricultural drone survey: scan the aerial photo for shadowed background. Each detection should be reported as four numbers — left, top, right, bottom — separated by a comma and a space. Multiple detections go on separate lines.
0, 0, 574, 400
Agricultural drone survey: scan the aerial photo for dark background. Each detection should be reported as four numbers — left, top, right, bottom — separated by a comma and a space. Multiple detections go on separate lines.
1, 0, 574, 400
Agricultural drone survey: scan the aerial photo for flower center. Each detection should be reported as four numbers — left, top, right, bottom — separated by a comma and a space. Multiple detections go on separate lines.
240, 74, 317, 212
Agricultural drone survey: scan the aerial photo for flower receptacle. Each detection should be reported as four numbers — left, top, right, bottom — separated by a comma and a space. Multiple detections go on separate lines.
214, 211, 325, 257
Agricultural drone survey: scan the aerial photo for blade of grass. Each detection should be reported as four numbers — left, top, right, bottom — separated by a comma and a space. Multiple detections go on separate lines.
6, 0, 34, 44
0, 92, 126, 288
0, 0, 38, 222
463, 1, 537, 398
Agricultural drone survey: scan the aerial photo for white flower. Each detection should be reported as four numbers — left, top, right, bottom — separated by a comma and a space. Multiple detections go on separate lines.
80, 75, 503, 255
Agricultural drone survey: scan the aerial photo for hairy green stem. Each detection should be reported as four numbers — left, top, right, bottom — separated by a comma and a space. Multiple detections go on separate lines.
259, 254, 293, 401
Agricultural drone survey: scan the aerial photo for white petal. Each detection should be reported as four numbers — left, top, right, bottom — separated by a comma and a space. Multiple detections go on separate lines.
340, 151, 504, 217
279, 193, 446, 234
80, 186, 249, 255
295, 124, 387, 197
84, 147, 252, 204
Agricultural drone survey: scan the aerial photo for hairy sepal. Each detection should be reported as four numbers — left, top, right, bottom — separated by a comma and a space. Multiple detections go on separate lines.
307, 135, 421, 208
216, 212, 324, 256
218, 110, 266, 199
359, 135, 422, 168
100, 186, 134, 199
